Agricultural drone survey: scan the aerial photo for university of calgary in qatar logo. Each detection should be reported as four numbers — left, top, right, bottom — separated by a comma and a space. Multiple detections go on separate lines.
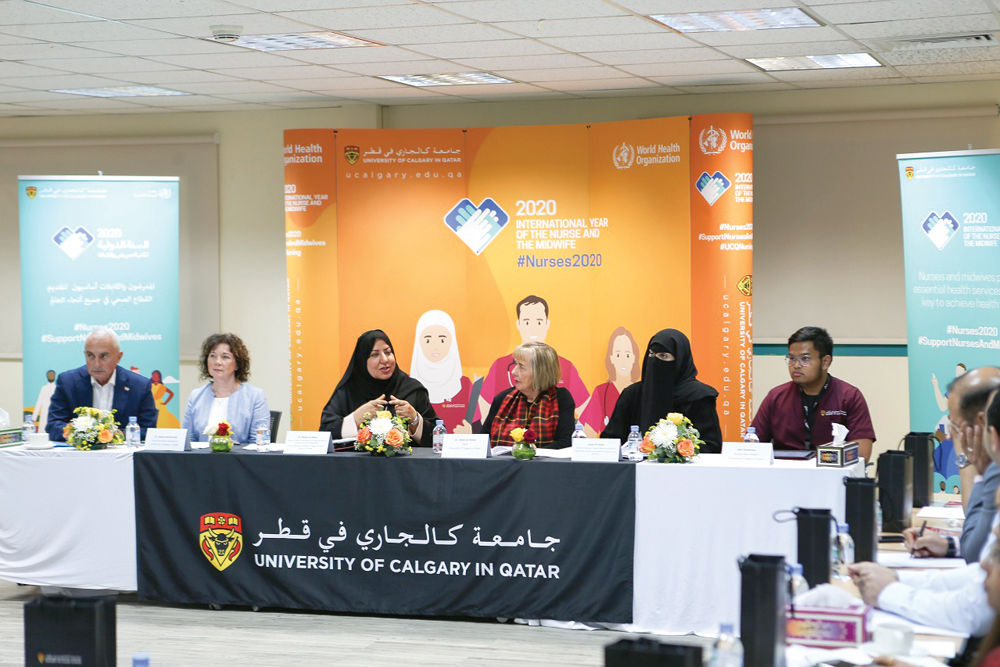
612, 142, 635, 170
905, 166, 914, 180
25, 186, 36, 199
738, 275, 753, 297
200, 512, 243, 572
344, 145, 360, 165
699, 126, 727, 155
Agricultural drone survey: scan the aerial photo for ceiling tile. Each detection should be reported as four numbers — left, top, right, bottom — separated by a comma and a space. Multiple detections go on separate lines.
169, 80, 296, 93
6, 73, 128, 90
715, 40, 863, 58
227, 0, 407, 10
405, 39, 561, 60
443, 0, 628, 22
461, 91, 579, 102
1, 21, 171, 43
495, 16, 666, 39
146, 50, 301, 68
329, 60, 472, 76
840, 14, 999, 39
881, 46, 1000, 66
648, 72, 775, 85
0, 0, 100, 24
790, 77, 911, 88
112, 69, 243, 84
75, 38, 238, 57
492, 66, 632, 82
279, 6, 467, 31
690, 26, 845, 46
0, 42, 110, 60
343, 23, 516, 44
24, 0, 257, 20
264, 74, 377, 90
426, 82, 550, 96
541, 77, 663, 91
580, 87, 685, 98
214, 90, 336, 102
450, 53, 596, 70
123, 94, 240, 106
539, 33, 694, 52
131, 13, 320, 39
619, 59, 757, 77
274, 45, 430, 65
585, 47, 728, 66
893, 60, 1000, 76
13, 97, 146, 110
0, 90, 81, 102
810, 0, 988, 24
611, 0, 792, 11
306, 76, 412, 90
207, 64, 344, 80
0, 61, 70, 78
24, 57, 183, 74
675, 82, 796, 93
765, 67, 903, 81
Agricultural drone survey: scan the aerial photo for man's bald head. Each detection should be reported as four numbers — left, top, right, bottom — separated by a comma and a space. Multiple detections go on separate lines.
948, 366, 1000, 426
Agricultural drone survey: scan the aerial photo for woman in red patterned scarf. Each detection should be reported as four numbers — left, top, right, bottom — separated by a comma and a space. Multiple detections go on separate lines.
480, 341, 575, 449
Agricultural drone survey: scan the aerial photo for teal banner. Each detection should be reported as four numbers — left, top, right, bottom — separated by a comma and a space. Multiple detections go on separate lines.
898, 150, 1000, 494
19, 176, 180, 430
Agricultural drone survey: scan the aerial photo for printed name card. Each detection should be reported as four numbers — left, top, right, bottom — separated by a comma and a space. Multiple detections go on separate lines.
143, 428, 191, 452
441, 434, 490, 459
572, 438, 621, 463
721, 441, 774, 466
284, 431, 333, 455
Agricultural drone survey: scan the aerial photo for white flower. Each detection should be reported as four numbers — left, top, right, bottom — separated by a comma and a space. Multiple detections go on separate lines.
203, 424, 218, 436
650, 421, 677, 447
369, 416, 393, 436
73, 415, 96, 431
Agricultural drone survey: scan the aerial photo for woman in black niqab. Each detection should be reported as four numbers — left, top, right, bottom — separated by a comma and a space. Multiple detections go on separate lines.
602, 329, 722, 452
319, 330, 437, 444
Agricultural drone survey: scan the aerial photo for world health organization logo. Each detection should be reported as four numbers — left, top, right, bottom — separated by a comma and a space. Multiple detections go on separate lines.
612, 142, 635, 170
699, 126, 727, 155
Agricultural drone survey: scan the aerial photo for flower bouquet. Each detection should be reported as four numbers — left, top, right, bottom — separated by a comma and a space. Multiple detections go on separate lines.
63, 407, 124, 451
510, 427, 538, 461
640, 413, 703, 463
205, 421, 233, 452
355, 410, 412, 457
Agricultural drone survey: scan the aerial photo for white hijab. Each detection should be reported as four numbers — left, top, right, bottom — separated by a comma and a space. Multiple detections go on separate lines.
410, 310, 463, 404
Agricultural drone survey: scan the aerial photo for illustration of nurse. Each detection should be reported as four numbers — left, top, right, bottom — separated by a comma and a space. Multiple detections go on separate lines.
409, 310, 473, 433
578, 326, 641, 438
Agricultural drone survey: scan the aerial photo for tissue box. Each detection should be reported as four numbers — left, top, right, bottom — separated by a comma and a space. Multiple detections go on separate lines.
786, 604, 872, 648
0, 428, 22, 447
816, 440, 860, 468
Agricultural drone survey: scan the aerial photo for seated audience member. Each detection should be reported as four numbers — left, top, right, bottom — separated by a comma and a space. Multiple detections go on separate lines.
480, 341, 575, 449
971, 537, 1000, 667
750, 326, 874, 461
182, 333, 269, 444
602, 329, 721, 452
905, 367, 1000, 562
320, 330, 437, 444
47, 327, 157, 441
848, 387, 1000, 636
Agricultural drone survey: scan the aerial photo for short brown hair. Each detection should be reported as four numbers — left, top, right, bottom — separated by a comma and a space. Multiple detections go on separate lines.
198, 333, 251, 383
514, 341, 561, 393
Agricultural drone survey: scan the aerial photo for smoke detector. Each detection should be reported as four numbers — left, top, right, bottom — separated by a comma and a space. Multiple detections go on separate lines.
210, 25, 243, 43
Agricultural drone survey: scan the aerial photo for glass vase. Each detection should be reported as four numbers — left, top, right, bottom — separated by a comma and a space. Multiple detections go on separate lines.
210, 435, 233, 453
512, 441, 537, 461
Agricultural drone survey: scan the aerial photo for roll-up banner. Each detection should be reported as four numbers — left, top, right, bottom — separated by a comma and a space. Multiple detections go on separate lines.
19, 176, 180, 429
898, 150, 1000, 493
285, 115, 753, 439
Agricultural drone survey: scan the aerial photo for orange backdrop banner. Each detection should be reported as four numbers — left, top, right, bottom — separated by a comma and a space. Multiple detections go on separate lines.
284, 115, 752, 438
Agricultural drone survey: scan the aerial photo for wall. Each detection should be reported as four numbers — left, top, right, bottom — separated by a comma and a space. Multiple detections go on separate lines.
2, 81, 997, 439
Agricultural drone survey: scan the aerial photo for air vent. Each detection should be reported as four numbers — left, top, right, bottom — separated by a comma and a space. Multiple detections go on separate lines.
870, 33, 998, 51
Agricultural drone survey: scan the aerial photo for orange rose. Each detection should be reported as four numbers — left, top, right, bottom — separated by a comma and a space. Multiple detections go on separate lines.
639, 437, 654, 453
385, 428, 404, 447
677, 439, 694, 458
62, 425, 71, 439
357, 427, 372, 444
97, 428, 114, 444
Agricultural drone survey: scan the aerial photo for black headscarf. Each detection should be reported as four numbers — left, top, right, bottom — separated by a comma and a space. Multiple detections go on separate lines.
638, 329, 718, 432
332, 330, 419, 412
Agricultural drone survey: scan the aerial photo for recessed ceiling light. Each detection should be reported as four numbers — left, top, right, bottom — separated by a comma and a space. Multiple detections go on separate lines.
50, 85, 190, 98
378, 73, 514, 87
651, 8, 819, 33
747, 53, 882, 71
232, 32, 379, 51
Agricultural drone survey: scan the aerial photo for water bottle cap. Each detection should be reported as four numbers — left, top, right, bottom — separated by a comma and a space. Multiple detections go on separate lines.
575, 423, 583, 429
839, 522, 850, 532
719, 622, 734, 635
746, 427, 755, 434
128, 416, 138, 423
790, 563, 803, 574
630, 425, 639, 432
435, 419, 444, 426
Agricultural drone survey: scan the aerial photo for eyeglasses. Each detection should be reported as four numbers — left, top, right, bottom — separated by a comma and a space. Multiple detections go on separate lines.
648, 351, 673, 362
785, 355, 815, 367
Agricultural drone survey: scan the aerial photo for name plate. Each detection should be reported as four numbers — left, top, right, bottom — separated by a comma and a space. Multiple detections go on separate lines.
284, 431, 333, 455
143, 428, 191, 452
721, 441, 774, 466
442, 434, 490, 459
572, 438, 621, 463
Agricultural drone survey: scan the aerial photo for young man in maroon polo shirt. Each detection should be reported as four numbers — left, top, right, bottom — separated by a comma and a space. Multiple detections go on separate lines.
750, 326, 875, 461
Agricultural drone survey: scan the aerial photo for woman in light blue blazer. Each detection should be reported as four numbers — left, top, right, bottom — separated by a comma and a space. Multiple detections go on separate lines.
183, 333, 269, 444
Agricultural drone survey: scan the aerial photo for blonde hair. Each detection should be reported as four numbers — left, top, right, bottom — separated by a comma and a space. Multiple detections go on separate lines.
514, 341, 561, 393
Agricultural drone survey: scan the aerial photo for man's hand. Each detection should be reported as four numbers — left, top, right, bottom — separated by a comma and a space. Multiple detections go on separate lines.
965, 422, 990, 474
848, 562, 898, 606
902, 527, 948, 557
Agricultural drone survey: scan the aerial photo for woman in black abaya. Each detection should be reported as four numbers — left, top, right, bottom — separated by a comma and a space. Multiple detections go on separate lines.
319, 330, 437, 444
601, 329, 722, 452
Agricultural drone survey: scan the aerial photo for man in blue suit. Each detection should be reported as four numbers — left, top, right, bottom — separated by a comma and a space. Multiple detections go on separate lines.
46, 327, 158, 441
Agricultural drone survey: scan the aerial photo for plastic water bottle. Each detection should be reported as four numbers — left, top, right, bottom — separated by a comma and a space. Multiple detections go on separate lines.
432, 419, 446, 454
125, 416, 141, 449
789, 563, 809, 598
624, 425, 643, 461
711, 623, 743, 667
255, 420, 271, 451
742, 427, 759, 443
572, 422, 587, 439
22, 417, 36, 442
833, 523, 855, 580
132, 653, 150, 667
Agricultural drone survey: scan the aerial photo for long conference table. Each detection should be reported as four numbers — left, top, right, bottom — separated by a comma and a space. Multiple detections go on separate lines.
0, 445, 862, 635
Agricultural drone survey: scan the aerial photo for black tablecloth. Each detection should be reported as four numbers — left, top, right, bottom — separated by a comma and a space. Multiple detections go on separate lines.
134, 449, 635, 622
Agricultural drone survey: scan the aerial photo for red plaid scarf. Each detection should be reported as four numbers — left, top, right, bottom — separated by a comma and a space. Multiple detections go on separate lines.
489, 387, 560, 448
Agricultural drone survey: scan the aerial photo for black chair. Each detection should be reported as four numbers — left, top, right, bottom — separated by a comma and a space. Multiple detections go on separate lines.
269, 410, 281, 443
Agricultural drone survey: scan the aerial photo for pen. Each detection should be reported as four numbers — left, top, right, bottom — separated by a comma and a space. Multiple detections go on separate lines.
911, 520, 927, 559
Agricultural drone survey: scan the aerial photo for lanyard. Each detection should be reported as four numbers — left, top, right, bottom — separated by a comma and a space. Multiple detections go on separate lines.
801, 375, 831, 448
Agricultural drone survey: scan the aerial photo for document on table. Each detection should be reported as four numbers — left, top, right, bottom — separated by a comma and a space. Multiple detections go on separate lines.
533, 448, 573, 459
917, 506, 965, 520
877, 551, 966, 569
870, 609, 969, 639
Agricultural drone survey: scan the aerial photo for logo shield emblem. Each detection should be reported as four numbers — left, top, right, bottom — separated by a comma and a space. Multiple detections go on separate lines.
905, 166, 914, 180
738, 275, 753, 296
199, 512, 243, 572
26, 186, 36, 199
344, 145, 360, 165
